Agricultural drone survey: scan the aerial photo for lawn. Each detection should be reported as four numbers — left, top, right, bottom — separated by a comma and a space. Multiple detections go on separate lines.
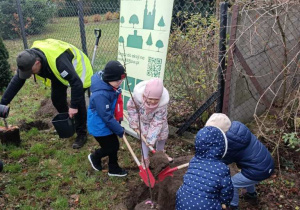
1, 15, 300, 210
4, 15, 120, 73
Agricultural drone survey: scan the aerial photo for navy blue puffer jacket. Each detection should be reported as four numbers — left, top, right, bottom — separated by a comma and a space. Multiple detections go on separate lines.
223, 121, 274, 181
176, 126, 233, 210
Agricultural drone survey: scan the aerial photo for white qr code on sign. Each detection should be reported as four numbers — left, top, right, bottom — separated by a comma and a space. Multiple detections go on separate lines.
147, 57, 162, 77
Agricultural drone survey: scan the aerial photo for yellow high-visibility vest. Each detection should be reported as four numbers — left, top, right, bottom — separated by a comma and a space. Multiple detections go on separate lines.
31, 39, 93, 88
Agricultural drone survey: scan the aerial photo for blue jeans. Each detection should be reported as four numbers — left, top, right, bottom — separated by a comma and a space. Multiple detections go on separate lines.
230, 172, 259, 206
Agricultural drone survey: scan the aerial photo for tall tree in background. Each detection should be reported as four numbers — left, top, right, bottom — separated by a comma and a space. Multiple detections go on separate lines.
0, 37, 12, 92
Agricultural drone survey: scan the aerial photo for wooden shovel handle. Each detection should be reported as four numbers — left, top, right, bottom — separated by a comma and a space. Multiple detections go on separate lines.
123, 113, 156, 153
177, 163, 189, 170
136, 130, 156, 153
122, 135, 141, 166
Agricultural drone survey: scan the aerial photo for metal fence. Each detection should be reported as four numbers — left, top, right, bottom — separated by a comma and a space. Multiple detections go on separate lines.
223, 3, 300, 124
1, 0, 299, 134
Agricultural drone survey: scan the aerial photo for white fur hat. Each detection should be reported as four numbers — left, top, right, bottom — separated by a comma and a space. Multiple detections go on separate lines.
205, 113, 231, 133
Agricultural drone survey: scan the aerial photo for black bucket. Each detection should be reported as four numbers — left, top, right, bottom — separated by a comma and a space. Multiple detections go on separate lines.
52, 113, 75, 138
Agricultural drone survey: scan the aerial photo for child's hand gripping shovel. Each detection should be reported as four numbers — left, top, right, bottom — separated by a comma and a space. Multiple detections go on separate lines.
157, 163, 189, 182
123, 113, 156, 154
122, 135, 155, 188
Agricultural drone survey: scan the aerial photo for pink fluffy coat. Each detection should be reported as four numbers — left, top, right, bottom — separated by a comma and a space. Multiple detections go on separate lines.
127, 80, 169, 145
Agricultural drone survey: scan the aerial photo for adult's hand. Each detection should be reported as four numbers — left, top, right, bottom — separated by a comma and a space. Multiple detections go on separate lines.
69, 108, 78, 118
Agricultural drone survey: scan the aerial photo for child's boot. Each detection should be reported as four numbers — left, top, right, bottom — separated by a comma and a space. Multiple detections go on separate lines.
108, 164, 128, 177
88, 153, 102, 171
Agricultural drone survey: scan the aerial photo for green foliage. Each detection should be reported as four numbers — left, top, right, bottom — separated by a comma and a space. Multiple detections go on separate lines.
0, 37, 12, 92
165, 12, 219, 112
0, 0, 54, 40
30, 143, 47, 155
4, 163, 22, 173
282, 132, 300, 151
8, 149, 27, 159
26, 156, 40, 166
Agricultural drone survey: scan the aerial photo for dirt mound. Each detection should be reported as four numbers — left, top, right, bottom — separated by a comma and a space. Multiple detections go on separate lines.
35, 98, 58, 119
18, 98, 58, 130
125, 152, 192, 210
19, 120, 50, 131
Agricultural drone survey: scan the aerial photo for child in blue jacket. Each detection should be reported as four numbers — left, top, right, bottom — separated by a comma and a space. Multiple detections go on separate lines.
206, 113, 274, 210
176, 126, 233, 210
87, 60, 127, 177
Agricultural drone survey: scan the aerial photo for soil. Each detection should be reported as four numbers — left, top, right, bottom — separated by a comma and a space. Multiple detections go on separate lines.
17, 98, 300, 210
124, 152, 192, 210
16, 98, 56, 131
0, 126, 21, 146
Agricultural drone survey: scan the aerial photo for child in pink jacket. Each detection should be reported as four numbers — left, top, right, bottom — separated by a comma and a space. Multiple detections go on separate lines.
127, 78, 171, 168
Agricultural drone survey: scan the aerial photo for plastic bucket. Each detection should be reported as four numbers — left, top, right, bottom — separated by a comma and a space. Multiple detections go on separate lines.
52, 113, 75, 138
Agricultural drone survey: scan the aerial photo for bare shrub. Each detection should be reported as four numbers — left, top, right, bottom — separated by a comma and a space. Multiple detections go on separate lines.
113, 12, 120, 19
93, 14, 101, 22
165, 12, 219, 124
84, 16, 89, 24
105, 11, 113, 20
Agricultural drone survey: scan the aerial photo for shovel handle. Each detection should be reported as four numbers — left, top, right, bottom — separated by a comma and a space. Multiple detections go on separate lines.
123, 113, 156, 153
177, 163, 189, 170
136, 130, 156, 154
94, 28, 101, 46
122, 135, 141, 166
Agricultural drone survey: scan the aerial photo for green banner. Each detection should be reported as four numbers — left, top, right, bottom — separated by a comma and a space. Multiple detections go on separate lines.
118, 0, 174, 114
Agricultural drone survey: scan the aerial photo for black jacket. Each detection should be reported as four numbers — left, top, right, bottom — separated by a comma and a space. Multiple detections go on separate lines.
1, 48, 84, 109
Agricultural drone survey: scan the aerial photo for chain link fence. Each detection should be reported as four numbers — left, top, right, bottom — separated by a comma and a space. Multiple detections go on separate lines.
223, 2, 300, 124
1, 0, 299, 134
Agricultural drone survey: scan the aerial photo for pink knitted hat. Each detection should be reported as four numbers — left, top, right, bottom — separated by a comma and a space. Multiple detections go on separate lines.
143, 78, 163, 99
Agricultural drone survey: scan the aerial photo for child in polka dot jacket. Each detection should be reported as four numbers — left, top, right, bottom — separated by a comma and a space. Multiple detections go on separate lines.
176, 126, 233, 210
205, 113, 274, 210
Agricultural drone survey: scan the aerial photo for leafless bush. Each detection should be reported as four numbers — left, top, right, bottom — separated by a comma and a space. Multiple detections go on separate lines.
93, 14, 101, 22
165, 12, 220, 122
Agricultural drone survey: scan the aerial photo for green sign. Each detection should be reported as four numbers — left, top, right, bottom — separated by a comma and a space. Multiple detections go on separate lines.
118, 0, 174, 133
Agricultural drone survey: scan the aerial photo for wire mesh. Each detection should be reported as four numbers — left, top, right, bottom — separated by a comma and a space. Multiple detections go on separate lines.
1, 0, 299, 132
224, 3, 300, 122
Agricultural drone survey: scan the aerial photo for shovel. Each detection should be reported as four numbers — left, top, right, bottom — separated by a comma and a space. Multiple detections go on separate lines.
123, 113, 156, 154
91, 28, 101, 66
157, 163, 189, 182
122, 135, 156, 188
88, 28, 101, 97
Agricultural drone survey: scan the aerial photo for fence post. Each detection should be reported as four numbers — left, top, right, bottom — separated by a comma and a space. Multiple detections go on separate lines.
16, 0, 28, 49
78, 0, 88, 56
216, 2, 228, 113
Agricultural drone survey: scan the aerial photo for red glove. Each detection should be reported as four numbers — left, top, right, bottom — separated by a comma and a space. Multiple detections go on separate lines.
115, 93, 123, 122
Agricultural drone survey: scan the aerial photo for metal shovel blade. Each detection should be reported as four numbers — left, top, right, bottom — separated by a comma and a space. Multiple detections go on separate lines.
157, 166, 175, 182
138, 165, 155, 188
157, 163, 189, 182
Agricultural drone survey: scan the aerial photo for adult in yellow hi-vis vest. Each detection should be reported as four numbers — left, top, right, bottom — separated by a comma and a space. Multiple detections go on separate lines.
0, 39, 93, 149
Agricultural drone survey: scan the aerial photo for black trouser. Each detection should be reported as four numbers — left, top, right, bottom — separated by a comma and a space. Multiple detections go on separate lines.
51, 80, 87, 137
94, 134, 120, 172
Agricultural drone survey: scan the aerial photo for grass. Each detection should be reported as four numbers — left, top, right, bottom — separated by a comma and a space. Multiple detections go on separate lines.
0, 16, 141, 209
4, 16, 120, 73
